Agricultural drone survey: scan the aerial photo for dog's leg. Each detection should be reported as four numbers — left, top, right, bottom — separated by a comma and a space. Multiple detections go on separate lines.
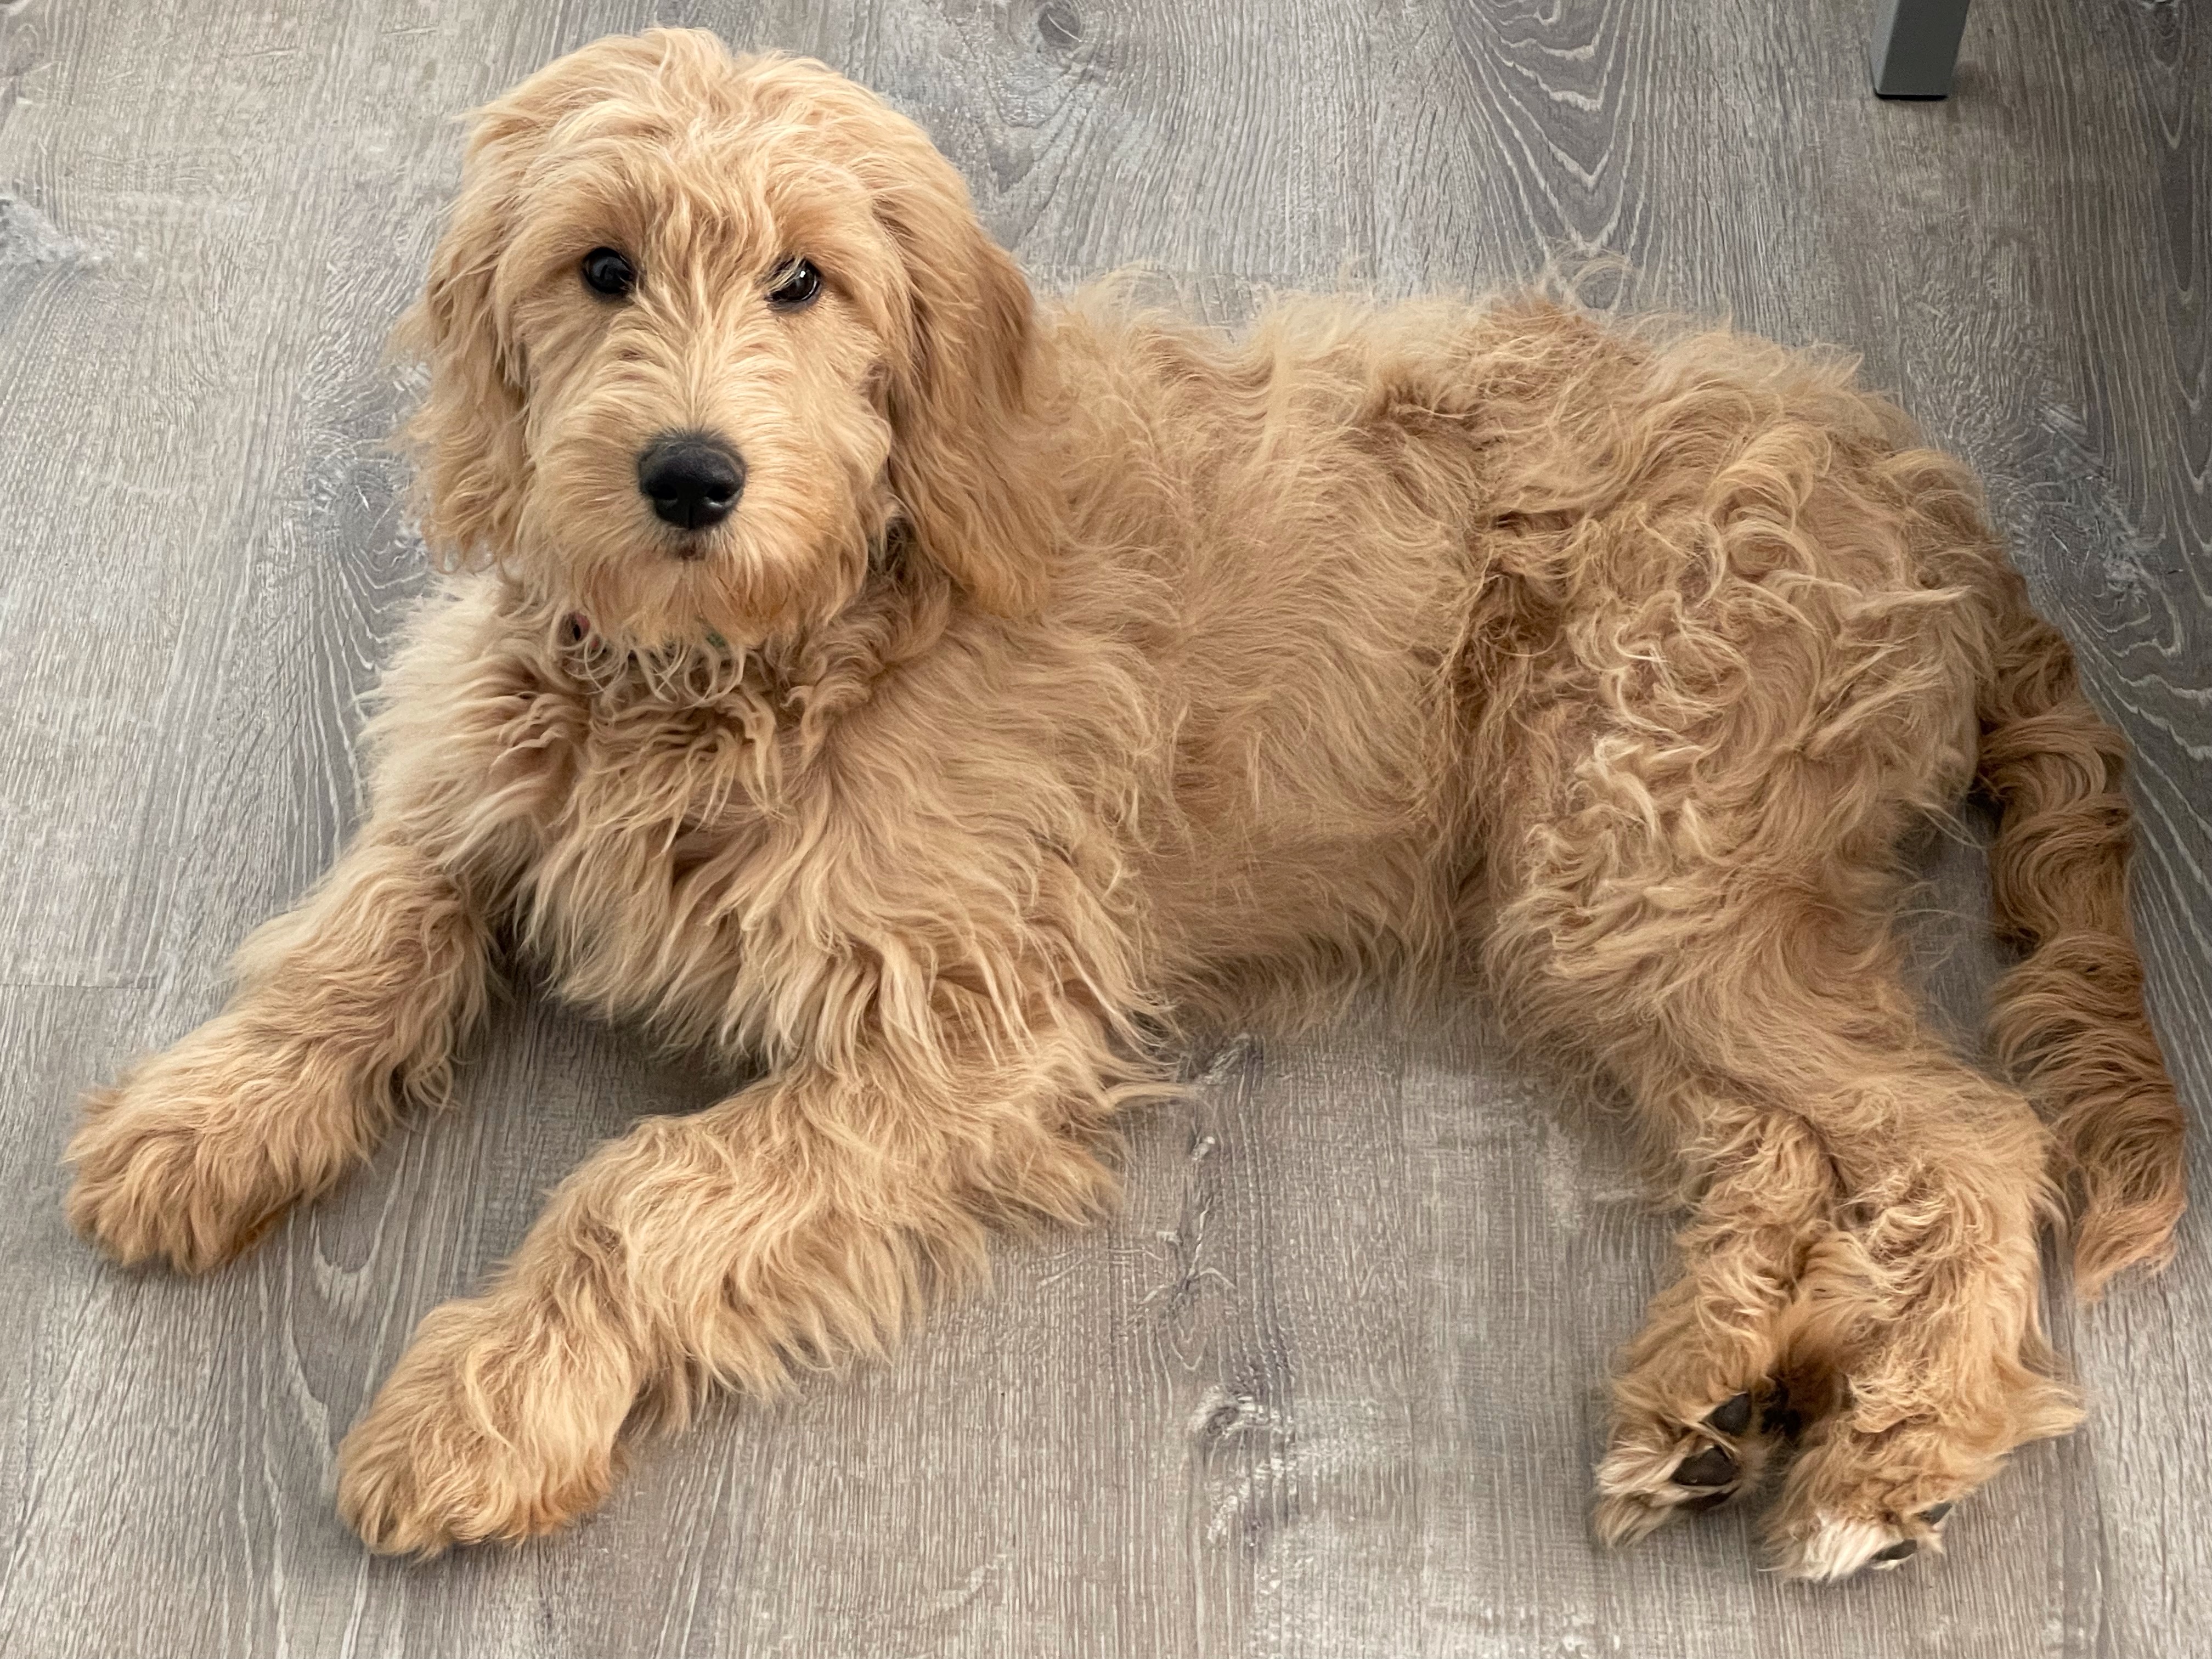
1492, 865, 2076, 1576
1588, 1088, 1829, 1545
1596, 1028, 2072, 1576
66, 827, 494, 1271
334, 1017, 1126, 1553
1755, 1045, 2080, 1579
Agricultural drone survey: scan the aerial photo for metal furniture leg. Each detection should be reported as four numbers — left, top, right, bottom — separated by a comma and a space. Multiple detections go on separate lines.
1870, 0, 1971, 99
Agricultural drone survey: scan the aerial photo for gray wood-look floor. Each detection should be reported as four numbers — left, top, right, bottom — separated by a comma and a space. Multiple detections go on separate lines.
1, 0, 2205, 1654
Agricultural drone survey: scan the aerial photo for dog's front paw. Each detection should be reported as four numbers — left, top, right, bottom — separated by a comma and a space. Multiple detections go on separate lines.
336, 1298, 627, 1555
65, 1022, 348, 1272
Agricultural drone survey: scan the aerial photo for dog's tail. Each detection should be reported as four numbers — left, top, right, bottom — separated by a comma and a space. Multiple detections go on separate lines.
1976, 587, 2186, 1297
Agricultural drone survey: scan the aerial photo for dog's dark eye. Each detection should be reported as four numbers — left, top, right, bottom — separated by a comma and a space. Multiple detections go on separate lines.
581, 247, 637, 299
766, 258, 822, 310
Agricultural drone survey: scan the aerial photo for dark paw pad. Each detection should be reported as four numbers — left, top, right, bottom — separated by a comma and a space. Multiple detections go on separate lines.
1763, 1380, 1805, 1440
1705, 1391, 1754, 1436
1872, 1539, 1918, 1564
1673, 1444, 1738, 1489
1921, 1501, 1954, 1526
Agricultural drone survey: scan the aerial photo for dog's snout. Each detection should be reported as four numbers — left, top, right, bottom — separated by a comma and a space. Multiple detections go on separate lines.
637, 433, 746, 533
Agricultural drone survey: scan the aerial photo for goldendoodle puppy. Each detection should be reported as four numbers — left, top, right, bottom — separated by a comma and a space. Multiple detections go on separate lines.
64, 29, 2185, 1579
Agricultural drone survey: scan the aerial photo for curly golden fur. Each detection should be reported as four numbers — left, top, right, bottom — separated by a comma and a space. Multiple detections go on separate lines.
63, 30, 2185, 1580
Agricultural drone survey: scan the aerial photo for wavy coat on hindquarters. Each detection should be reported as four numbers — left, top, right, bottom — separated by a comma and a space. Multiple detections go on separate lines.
62, 29, 2185, 1578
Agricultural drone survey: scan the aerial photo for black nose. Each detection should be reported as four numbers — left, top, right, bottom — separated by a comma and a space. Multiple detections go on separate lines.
637, 433, 744, 531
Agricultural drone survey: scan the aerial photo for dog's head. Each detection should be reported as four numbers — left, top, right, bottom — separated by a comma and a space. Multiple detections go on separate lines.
401, 31, 1046, 649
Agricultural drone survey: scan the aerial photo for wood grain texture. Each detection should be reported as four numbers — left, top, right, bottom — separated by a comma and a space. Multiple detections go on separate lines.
0, 0, 2205, 1654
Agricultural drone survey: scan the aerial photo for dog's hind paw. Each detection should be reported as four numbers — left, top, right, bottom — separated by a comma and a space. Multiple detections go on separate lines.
1594, 1384, 1791, 1545
1758, 1420, 1983, 1579
1765, 1503, 1956, 1581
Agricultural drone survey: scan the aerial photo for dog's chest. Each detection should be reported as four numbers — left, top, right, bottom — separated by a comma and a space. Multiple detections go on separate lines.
494, 685, 802, 1040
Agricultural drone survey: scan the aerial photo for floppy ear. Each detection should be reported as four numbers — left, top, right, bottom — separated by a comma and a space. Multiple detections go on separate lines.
857, 131, 1052, 618
396, 111, 532, 569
